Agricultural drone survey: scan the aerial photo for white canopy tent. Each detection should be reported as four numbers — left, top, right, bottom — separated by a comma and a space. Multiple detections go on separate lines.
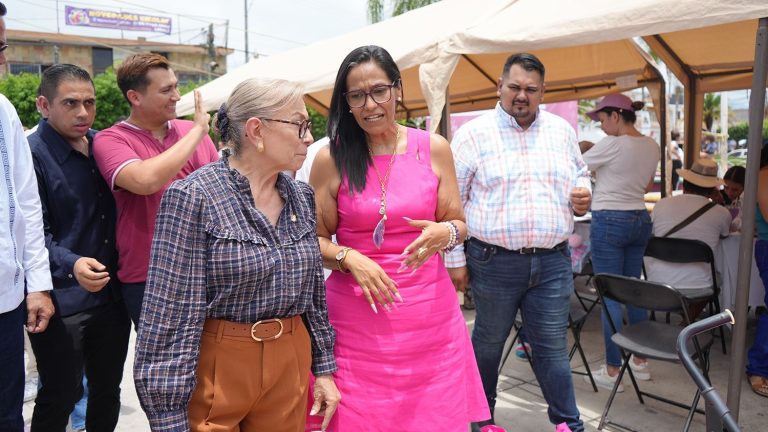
176, 3, 768, 421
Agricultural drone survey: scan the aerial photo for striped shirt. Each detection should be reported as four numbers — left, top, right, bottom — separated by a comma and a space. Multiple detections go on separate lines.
445, 103, 590, 267
134, 154, 336, 431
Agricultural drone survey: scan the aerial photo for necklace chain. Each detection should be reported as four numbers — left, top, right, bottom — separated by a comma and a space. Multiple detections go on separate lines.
368, 126, 400, 217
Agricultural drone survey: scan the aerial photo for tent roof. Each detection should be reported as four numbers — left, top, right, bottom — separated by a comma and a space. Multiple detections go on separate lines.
178, 0, 767, 127
176, 0, 504, 116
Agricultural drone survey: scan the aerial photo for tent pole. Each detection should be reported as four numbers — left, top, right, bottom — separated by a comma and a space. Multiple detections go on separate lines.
438, 89, 452, 140
726, 16, 768, 420
658, 80, 668, 197
683, 76, 697, 168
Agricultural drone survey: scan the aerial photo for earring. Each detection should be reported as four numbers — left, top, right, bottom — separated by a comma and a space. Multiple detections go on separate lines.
257, 141, 265, 153
348, 109, 352, 113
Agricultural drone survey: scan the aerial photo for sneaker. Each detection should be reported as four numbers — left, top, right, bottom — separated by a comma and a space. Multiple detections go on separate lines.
23, 378, 38, 402
628, 357, 651, 381
514, 342, 532, 362
480, 426, 507, 432
587, 365, 624, 392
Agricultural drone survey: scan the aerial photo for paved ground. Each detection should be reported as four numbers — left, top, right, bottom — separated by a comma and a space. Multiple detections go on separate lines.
23, 280, 766, 431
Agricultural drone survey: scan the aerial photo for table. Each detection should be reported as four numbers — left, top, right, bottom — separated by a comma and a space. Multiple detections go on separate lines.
715, 234, 766, 312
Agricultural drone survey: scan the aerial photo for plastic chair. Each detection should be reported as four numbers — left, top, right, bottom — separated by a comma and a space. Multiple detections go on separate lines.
643, 236, 727, 353
498, 294, 599, 392
594, 273, 714, 432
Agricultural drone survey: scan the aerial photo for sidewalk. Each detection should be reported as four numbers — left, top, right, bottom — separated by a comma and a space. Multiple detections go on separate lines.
24, 296, 764, 431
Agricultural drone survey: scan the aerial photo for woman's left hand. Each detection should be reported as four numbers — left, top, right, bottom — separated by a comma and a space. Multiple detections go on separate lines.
311, 374, 341, 431
399, 218, 451, 273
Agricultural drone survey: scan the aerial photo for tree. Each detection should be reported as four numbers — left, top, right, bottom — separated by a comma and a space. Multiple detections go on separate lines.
368, 0, 441, 23
92, 68, 131, 130
702, 92, 720, 132
0, 73, 41, 129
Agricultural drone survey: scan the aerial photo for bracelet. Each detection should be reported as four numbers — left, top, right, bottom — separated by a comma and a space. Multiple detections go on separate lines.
440, 221, 460, 252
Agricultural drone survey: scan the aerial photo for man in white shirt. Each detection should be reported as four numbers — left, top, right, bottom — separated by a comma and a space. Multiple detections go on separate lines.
646, 159, 731, 314
0, 3, 55, 430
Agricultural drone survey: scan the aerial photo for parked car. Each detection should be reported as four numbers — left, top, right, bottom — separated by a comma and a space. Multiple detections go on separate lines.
728, 148, 747, 159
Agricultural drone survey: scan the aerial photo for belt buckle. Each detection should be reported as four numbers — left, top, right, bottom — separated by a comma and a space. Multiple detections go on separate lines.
520, 247, 536, 254
250, 318, 284, 342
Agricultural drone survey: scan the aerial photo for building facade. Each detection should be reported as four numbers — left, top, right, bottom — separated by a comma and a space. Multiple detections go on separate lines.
4, 30, 231, 82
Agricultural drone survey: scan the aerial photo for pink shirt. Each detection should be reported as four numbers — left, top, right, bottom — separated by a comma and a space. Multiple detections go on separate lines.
93, 120, 218, 283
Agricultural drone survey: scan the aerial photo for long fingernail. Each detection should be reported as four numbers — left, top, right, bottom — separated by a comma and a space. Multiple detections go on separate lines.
370, 303, 378, 314
402, 216, 413, 221
395, 292, 404, 303
397, 262, 408, 273
409, 268, 419, 276
382, 303, 391, 312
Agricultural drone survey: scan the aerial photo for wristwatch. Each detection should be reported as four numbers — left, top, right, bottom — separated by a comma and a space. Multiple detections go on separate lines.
335, 247, 352, 273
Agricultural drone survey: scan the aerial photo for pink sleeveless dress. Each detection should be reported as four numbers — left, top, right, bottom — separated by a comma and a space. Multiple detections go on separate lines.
320, 128, 489, 431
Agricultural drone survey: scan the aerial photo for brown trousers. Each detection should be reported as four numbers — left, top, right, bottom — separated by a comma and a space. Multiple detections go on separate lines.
188, 316, 311, 432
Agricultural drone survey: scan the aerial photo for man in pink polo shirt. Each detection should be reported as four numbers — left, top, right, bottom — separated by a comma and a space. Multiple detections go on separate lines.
93, 53, 218, 329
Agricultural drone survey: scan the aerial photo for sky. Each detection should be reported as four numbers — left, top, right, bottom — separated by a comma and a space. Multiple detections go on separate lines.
5, 0, 370, 70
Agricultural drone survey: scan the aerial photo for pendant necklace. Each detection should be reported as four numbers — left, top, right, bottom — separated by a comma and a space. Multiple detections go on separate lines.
370, 126, 400, 249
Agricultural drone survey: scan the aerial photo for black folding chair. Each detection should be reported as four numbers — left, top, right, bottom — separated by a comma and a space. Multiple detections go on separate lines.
498, 294, 599, 392
594, 273, 714, 432
643, 236, 727, 353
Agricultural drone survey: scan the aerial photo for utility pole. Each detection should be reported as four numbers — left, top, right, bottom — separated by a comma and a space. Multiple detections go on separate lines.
224, 19, 229, 51
56, 0, 60, 32
206, 23, 217, 78
244, 0, 249, 63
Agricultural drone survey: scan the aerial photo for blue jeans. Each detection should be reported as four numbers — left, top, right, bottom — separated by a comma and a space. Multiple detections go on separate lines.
467, 239, 584, 432
590, 210, 652, 367
748, 240, 768, 377
0, 301, 25, 432
70, 374, 87, 430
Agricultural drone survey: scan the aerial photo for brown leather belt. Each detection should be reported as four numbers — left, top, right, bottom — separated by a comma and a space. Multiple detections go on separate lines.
203, 316, 298, 342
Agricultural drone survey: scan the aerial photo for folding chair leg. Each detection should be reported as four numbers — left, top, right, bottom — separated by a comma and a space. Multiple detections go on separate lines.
499, 326, 522, 374
597, 362, 630, 430
571, 324, 598, 392
712, 297, 727, 354
682, 389, 702, 432
621, 353, 645, 405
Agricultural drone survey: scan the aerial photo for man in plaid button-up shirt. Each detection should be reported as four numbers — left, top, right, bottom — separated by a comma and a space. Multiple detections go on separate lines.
447, 53, 591, 432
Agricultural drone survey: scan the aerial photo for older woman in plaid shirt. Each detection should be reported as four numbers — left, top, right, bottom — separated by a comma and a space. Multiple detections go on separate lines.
133, 79, 340, 432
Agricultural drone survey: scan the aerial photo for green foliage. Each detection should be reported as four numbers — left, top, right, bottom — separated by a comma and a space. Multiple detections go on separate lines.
308, 107, 327, 140
368, 0, 441, 23
0, 73, 42, 129
92, 68, 131, 131
702, 93, 721, 131
728, 121, 768, 143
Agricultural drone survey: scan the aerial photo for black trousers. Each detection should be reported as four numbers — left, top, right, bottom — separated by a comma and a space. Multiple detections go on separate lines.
28, 301, 130, 432
672, 159, 682, 190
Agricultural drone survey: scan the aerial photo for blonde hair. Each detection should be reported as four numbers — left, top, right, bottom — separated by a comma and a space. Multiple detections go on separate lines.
214, 78, 305, 156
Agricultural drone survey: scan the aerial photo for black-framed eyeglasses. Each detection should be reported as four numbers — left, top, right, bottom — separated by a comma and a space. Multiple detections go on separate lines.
344, 80, 399, 108
262, 118, 312, 139
0, 44, 8, 53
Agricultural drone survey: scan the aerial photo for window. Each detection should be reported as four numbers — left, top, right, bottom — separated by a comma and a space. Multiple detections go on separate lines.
9, 64, 42, 75
92, 48, 114, 75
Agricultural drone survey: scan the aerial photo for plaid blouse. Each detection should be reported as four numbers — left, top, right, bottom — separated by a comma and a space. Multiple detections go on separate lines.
133, 154, 336, 431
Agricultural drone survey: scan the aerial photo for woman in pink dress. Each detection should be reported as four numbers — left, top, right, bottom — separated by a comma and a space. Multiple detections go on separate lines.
309, 45, 499, 431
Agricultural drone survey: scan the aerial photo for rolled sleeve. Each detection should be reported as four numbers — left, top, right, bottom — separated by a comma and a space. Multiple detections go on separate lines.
134, 183, 207, 430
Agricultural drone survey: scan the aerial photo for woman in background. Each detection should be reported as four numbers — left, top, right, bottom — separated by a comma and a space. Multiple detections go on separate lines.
582, 93, 660, 391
